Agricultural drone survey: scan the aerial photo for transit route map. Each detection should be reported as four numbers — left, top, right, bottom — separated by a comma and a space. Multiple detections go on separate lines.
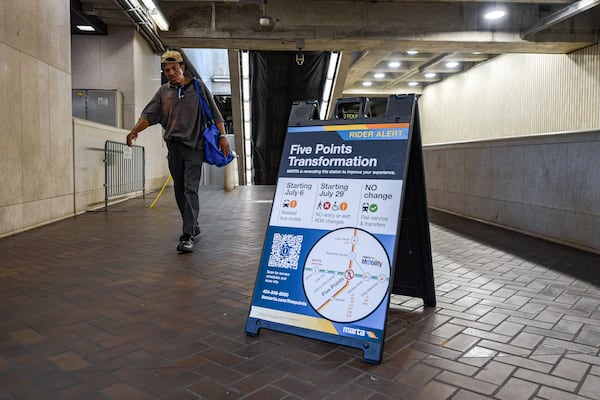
302, 227, 390, 323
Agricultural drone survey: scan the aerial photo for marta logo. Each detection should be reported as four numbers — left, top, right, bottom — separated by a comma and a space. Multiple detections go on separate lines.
342, 326, 366, 337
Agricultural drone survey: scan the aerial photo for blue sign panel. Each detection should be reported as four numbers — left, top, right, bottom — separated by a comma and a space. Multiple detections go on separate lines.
246, 121, 411, 363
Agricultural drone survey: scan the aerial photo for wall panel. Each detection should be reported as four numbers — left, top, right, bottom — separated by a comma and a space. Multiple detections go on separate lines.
423, 131, 600, 254
420, 43, 600, 144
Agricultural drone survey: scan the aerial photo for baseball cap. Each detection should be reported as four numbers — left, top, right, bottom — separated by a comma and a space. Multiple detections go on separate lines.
161, 50, 183, 64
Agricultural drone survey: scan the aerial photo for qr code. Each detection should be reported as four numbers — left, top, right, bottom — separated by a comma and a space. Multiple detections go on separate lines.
268, 233, 303, 270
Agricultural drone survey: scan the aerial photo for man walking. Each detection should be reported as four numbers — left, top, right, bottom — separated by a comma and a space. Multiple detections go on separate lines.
126, 50, 231, 253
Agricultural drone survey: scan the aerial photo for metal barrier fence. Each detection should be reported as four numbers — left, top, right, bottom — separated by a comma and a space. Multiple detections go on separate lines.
104, 140, 145, 210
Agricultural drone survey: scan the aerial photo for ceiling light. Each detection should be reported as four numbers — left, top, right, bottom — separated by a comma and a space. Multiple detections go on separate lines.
321, 52, 339, 120
362, 81, 373, 86
326, 52, 339, 80
424, 72, 437, 78
140, 0, 156, 10
373, 72, 385, 79
150, 12, 169, 31
408, 81, 419, 87
407, 50, 419, 55
76, 25, 96, 32
445, 61, 459, 68
484, 9, 506, 20
211, 76, 230, 83
388, 61, 401, 68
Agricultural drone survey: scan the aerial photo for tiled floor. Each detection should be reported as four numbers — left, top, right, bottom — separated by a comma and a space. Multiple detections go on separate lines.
1, 185, 599, 400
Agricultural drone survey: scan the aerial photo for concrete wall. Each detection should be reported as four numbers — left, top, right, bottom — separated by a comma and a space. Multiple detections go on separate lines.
0, 0, 74, 237
423, 131, 600, 254
420, 43, 600, 254
0, 0, 169, 238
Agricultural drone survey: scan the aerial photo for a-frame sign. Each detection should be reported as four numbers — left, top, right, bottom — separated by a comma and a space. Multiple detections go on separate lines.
246, 94, 435, 364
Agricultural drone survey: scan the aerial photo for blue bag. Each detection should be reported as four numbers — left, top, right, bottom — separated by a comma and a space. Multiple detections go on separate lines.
193, 79, 234, 167
202, 123, 234, 167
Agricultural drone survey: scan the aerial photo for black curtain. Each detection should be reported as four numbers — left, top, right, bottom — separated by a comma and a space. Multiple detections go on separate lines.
250, 51, 329, 185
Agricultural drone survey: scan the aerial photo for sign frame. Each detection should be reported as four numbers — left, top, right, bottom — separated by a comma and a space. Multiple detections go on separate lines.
246, 95, 435, 364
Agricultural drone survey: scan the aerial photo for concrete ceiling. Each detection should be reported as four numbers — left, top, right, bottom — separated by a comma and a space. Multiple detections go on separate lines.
74, 0, 600, 94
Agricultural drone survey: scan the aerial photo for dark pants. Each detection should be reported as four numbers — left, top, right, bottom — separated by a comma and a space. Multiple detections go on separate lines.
167, 141, 204, 238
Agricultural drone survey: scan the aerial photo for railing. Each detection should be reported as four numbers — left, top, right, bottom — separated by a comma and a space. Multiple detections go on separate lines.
104, 140, 145, 210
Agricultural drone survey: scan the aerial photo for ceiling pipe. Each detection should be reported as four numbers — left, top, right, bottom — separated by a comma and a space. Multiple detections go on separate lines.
520, 0, 600, 39
112, 0, 166, 53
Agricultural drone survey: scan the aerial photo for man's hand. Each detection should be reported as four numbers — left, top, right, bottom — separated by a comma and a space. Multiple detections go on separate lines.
126, 131, 138, 147
219, 136, 232, 157
126, 118, 149, 147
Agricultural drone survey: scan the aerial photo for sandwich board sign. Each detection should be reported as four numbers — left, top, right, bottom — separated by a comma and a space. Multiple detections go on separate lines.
246, 95, 435, 364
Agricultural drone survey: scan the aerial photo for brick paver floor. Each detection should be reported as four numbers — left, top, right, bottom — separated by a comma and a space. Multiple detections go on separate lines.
1, 186, 599, 399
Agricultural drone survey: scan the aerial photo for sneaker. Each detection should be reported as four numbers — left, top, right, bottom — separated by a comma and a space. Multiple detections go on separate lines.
179, 226, 201, 242
177, 235, 194, 253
